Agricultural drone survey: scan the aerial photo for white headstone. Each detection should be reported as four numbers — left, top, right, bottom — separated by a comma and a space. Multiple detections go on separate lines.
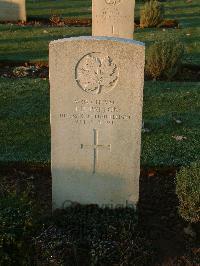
50, 36, 145, 209
0, 0, 26, 21
92, 0, 135, 39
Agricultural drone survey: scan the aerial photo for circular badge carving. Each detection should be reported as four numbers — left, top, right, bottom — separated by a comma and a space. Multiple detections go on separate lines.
105, 0, 121, 5
75, 53, 119, 95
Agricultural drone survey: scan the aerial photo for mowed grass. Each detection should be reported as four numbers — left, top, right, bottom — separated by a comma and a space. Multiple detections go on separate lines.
0, 0, 199, 167
0, 0, 199, 64
0, 78, 50, 163
142, 81, 200, 166
0, 78, 199, 167
0, 26, 91, 62
27, 0, 91, 19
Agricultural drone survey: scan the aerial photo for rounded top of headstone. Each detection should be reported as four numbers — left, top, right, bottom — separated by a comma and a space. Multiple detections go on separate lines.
50, 36, 145, 47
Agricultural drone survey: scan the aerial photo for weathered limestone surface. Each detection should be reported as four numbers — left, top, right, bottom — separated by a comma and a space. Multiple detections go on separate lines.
50, 36, 145, 209
92, 0, 135, 39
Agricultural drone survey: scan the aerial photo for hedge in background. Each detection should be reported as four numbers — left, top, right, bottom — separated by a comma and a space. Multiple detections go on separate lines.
176, 162, 200, 224
140, 0, 164, 28
145, 38, 184, 80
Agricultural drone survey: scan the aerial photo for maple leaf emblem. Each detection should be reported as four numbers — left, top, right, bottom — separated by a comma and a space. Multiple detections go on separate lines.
76, 53, 119, 95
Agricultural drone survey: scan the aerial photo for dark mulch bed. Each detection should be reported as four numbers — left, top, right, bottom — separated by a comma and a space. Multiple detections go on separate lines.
1, 163, 199, 265
0, 17, 179, 29
0, 63, 199, 81
0, 63, 49, 79
0, 17, 92, 27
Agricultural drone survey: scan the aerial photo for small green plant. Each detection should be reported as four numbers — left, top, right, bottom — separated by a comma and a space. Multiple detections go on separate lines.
140, 0, 164, 28
176, 162, 200, 224
145, 38, 184, 80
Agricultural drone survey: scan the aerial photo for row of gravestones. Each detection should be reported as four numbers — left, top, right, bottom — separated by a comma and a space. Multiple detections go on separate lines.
1, 0, 145, 209
50, 0, 145, 209
0, 0, 135, 39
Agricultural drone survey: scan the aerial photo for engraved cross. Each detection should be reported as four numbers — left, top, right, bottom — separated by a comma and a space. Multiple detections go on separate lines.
112, 25, 115, 34
81, 129, 111, 174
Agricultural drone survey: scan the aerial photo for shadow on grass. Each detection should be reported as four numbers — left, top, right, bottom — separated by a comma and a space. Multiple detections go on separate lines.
0, 1, 20, 21
0, 161, 187, 261
0, 29, 90, 44
167, 15, 200, 27
27, 9, 91, 21
165, 4, 200, 10
138, 168, 186, 258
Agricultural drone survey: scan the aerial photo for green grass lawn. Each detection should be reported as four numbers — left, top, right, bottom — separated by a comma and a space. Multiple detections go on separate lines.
0, 0, 199, 167
27, 0, 91, 19
0, 0, 199, 64
0, 25, 91, 62
0, 78, 199, 167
